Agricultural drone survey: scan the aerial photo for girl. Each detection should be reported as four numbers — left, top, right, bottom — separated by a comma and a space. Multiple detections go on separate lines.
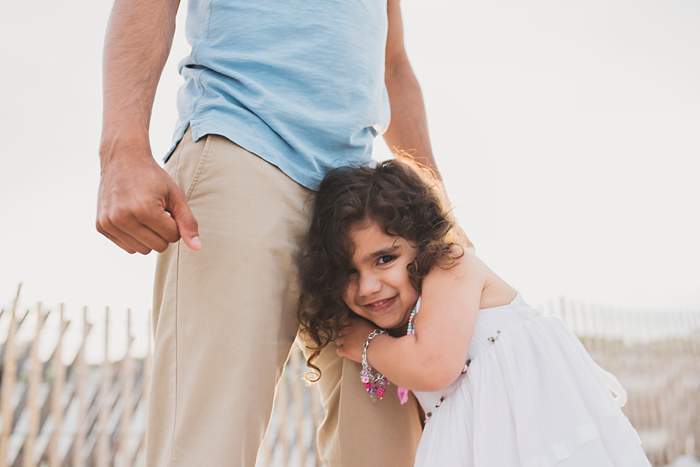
298, 159, 651, 467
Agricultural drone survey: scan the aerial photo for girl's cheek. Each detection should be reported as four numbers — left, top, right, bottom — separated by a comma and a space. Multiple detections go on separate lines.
342, 286, 355, 308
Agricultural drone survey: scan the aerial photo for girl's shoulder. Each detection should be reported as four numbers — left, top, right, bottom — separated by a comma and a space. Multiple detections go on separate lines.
431, 246, 488, 281
425, 248, 518, 310
422, 248, 488, 299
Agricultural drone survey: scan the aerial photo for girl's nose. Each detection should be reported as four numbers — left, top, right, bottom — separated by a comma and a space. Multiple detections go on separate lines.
358, 273, 382, 297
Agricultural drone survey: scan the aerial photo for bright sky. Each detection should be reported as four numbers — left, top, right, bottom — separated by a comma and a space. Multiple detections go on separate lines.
1, 0, 699, 327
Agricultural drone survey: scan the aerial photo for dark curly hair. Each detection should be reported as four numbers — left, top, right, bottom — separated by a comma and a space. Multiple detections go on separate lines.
297, 159, 467, 381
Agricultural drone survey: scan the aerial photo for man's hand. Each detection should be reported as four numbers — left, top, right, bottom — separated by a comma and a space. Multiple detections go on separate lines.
96, 145, 201, 255
98, 0, 186, 255
335, 318, 375, 364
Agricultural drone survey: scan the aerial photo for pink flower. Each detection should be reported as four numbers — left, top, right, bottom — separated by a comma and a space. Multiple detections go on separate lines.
397, 387, 410, 405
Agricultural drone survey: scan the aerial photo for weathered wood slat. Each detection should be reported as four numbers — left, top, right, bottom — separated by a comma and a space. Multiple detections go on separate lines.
0, 285, 22, 467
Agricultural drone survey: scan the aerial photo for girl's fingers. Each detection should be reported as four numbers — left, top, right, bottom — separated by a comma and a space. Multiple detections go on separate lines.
335, 337, 344, 355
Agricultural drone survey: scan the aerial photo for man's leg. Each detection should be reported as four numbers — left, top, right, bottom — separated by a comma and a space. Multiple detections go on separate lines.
299, 315, 423, 465
146, 129, 309, 466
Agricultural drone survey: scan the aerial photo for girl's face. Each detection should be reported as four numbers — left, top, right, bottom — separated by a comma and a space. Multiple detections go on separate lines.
342, 219, 419, 330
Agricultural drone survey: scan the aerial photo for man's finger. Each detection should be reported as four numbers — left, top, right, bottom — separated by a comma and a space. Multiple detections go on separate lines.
98, 217, 141, 254
108, 220, 153, 255
144, 209, 181, 244
101, 228, 136, 255
132, 208, 179, 249
121, 217, 170, 253
167, 184, 201, 251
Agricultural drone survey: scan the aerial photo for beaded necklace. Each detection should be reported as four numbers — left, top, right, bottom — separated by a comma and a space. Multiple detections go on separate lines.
400, 298, 472, 418
361, 297, 475, 418
396, 298, 420, 404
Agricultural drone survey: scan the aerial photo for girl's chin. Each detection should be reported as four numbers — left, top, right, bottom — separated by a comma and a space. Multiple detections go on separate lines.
374, 319, 397, 329
376, 314, 408, 330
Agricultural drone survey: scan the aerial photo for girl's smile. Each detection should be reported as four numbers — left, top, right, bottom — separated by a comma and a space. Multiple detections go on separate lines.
363, 295, 398, 312
342, 220, 419, 330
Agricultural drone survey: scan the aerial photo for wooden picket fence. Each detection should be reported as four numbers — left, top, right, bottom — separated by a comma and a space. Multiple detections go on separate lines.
1, 284, 699, 467
545, 298, 700, 466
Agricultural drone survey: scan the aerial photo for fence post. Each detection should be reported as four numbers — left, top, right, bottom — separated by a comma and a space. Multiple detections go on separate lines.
48, 304, 67, 467
116, 308, 134, 467
72, 307, 90, 467
24, 303, 48, 467
96, 307, 111, 467
0, 285, 22, 467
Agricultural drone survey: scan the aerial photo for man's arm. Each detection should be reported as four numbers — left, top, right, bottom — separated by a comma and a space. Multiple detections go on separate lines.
383, 0, 474, 250
97, 0, 200, 254
383, 0, 438, 176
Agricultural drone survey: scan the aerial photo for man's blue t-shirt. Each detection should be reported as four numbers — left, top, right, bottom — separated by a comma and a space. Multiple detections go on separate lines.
166, 0, 390, 191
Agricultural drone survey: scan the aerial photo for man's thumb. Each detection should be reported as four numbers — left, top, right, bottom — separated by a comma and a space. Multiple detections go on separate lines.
168, 189, 202, 251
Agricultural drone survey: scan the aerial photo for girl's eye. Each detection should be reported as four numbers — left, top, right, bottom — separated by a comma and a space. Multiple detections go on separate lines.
377, 255, 396, 265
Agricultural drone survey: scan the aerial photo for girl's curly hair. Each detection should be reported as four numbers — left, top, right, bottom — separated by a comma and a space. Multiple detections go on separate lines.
297, 159, 466, 381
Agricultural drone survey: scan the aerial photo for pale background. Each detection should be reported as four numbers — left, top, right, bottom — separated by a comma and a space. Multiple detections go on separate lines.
1, 0, 699, 325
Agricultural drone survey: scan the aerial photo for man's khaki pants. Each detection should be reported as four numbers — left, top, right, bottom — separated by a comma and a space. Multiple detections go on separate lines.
146, 129, 422, 467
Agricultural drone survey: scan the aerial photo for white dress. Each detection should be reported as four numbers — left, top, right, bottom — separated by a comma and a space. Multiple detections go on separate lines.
412, 292, 652, 467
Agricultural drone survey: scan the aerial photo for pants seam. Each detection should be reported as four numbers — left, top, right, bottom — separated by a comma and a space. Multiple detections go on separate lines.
185, 135, 212, 200
167, 237, 181, 465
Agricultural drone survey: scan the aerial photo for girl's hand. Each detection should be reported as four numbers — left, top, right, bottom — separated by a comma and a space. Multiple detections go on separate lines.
335, 318, 375, 364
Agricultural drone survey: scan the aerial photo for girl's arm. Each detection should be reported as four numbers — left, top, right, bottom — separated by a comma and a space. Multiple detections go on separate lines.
338, 250, 489, 392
